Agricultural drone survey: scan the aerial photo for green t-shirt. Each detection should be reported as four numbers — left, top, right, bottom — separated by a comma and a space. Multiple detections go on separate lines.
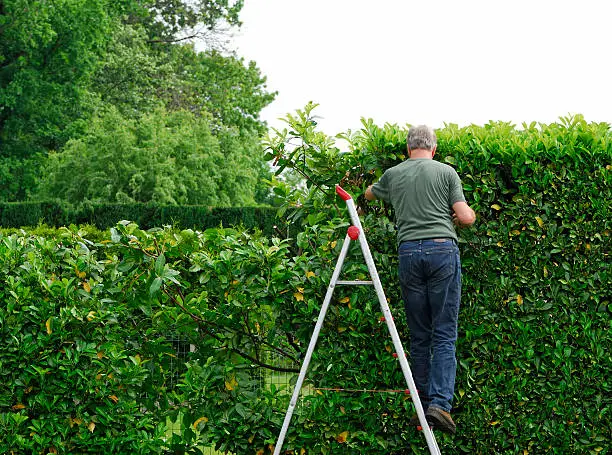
370, 158, 466, 244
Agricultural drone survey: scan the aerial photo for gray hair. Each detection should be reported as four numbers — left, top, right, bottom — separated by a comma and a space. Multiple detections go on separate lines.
407, 125, 437, 151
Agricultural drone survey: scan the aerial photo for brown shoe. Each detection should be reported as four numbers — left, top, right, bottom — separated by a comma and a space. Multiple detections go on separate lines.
425, 406, 456, 434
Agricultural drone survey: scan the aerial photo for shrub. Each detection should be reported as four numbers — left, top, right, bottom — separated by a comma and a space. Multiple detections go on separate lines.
1, 110, 610, 454
261, 107, 611, 453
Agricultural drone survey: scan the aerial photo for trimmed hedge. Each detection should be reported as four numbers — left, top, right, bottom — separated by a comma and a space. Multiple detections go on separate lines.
1, 114, 610, 454
262, 112, 611, 453
0, 203, 279, 235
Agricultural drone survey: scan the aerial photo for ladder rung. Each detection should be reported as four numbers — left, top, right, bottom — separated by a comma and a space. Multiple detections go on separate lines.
336, 280, 373, 285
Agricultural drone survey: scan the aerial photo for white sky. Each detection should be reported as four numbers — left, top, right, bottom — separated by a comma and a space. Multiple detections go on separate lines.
233, 0, 612, 136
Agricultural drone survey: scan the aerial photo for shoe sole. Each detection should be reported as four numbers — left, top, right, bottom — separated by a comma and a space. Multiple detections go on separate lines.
425, 409, 456, 434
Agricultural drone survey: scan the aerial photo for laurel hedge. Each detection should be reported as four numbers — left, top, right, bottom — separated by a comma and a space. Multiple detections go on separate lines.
261, 111, 611, 454
0, 113, 610, 454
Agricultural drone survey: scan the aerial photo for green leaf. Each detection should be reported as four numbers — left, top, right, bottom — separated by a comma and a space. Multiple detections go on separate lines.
149, 277, 163, 296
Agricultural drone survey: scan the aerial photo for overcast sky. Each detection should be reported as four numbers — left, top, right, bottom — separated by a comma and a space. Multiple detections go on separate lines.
233, 0, 612, 136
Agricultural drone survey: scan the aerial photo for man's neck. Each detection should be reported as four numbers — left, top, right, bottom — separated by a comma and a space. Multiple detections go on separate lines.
409, 149, 434, 159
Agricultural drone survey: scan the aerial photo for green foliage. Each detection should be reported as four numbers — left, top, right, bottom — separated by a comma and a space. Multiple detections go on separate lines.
0, 0, 112, 153
0, 222, 302, 454
261, 110, 612, 453
35, 107, 264, 206
0, 0, 114, 199
0, 201, 279, 234
135, 0, 244, 43
2, 112, 610, 454
1, 0, 275, 203
163, 46, 276, 134
0, 226, 168, 454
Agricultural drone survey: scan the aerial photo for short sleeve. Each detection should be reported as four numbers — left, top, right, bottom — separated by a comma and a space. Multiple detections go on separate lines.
449, 169, 466, 206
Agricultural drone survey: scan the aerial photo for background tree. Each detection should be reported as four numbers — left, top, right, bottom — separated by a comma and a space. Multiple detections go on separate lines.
0, 0, 114, 200
1, 0, 275, 204
36, 107, 262, 206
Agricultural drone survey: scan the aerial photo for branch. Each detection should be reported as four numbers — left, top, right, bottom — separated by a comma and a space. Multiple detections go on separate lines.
147, 33, 202, 44
162, 288, 300, 373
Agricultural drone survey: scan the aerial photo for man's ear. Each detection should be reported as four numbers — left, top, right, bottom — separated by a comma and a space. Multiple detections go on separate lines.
432, 145, 437, 158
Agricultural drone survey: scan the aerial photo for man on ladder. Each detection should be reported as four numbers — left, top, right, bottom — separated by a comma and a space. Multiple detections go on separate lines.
365, 125, 476, 434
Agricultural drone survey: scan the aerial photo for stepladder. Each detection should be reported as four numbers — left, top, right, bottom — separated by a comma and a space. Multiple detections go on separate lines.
272, 185, 442, 455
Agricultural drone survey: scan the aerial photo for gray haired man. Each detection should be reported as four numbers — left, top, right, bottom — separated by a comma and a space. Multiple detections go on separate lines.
365, 125, 475, 434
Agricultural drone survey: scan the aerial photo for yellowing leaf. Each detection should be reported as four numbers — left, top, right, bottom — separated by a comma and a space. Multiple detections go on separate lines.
301, 449, 306, 455
46, 318, 52, 335
87, 311, 96, 321
338, 296, 350, 304
12, 403, 26, 411
83, 281, 91, 293
76, 269, 86, 279
193, 416, 209, 429
69, 417, 83, 428
97, 351, 104, 359
305, 271, 316, 279
255, 450, 264, 455
330, 241, 337, 249
225, 376, 238, 391
294, 287, 304, 301
517, 295, 523, 305
543, 266, 549, 278
535, 216, 545, 228
491, 204, 501, 211
335, 430, 349, 443
88, 422, 96, 433
490, 421, 500, 426
108, 395, 119, 404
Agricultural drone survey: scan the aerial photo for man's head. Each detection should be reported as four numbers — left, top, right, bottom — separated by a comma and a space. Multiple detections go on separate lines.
407, 125, 437, 156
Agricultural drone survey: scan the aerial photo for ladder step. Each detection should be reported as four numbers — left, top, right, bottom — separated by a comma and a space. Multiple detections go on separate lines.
336, 280, 373, 285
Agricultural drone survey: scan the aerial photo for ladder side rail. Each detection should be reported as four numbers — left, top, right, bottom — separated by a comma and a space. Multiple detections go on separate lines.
273, 233, 353, 455
344, 195, 442, 455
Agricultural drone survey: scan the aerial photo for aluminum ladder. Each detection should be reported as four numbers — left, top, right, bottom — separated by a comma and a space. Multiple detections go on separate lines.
273, 185, 442, 455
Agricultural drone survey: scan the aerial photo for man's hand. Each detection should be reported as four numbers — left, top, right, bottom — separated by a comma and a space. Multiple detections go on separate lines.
364, 185, 377, 201
452, 213, 464, 227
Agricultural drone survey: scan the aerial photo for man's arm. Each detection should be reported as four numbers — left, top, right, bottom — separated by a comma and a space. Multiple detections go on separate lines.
452, 201, 476, 227
364, 185, 377, 201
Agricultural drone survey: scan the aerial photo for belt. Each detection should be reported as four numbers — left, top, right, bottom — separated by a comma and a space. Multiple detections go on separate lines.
401, 238, 456, 244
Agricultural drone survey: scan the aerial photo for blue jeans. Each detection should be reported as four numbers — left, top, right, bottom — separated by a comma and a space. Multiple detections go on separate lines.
398, 239, 461, 412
